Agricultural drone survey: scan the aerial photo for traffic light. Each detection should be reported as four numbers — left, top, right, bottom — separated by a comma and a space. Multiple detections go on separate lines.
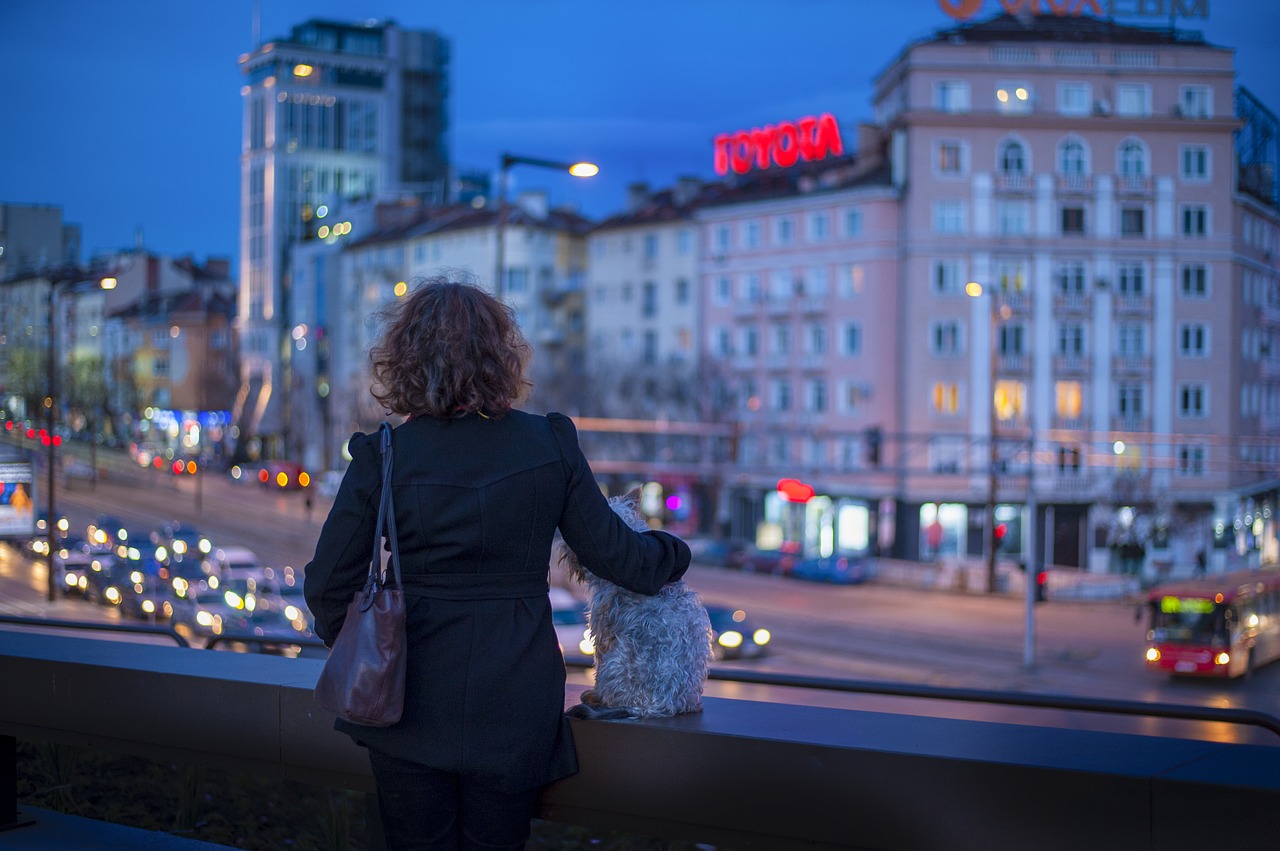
1035, 569, 1048, 603
993, 522, 1008, 551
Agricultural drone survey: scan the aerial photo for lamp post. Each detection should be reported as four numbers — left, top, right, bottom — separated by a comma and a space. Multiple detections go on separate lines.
493, 153, 598, 300
42, 272, 115, 600
968, 282, 1002, 594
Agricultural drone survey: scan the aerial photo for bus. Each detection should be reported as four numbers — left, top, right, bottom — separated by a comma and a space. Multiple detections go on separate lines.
1143, 568, 1280, 678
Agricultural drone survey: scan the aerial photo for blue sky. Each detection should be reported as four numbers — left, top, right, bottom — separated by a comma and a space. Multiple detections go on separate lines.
2, 0, 1277, 265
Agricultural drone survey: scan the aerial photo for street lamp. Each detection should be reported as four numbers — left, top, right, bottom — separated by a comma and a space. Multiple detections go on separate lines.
493, 153, 598, 300
967, 281, 1037, 670
42, 272, 114, 601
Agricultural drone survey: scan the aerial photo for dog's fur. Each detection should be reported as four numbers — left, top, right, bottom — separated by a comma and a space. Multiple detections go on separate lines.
557, 492, 712, 719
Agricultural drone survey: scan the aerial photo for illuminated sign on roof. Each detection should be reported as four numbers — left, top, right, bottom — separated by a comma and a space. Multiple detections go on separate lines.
713, 113, 844, 176
939, 0, 1207, 21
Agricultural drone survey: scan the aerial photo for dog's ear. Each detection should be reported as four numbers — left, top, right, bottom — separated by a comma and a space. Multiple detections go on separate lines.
622, 486, 643, 506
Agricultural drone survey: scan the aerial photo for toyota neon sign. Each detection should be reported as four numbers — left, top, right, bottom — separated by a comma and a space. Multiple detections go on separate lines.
713, 113, 844, 176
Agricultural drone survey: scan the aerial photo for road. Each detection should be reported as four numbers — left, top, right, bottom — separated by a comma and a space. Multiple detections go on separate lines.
5, 438, 1279, 746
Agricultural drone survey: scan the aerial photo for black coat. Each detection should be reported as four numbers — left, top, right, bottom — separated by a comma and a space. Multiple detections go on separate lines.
303, 410, 690, 792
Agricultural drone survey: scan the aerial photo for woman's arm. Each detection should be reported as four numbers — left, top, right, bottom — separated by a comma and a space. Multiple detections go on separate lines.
549, 413, 691, 596
303, 431, 381, 644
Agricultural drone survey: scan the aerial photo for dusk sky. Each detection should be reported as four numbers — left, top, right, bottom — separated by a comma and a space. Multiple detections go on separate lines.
3, 0, 1278, 267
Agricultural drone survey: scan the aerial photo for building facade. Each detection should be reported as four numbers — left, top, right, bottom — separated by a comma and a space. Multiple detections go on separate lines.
236, 18, 450, 461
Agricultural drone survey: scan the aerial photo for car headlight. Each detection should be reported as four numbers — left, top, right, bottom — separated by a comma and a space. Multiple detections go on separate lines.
1146, 647, 1161, 662
718, 631, 743, 648
196, 611, 213, 627
64, 573, 78, 586
753, 629, 771, 646
579, 629, 596, 656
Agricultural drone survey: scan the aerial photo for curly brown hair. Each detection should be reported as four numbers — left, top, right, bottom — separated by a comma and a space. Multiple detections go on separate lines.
369, 277, 531, 419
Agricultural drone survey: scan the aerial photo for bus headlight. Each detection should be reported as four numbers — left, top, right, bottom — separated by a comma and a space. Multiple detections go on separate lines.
1215, 652, 1230, 666
1145, 647, 1161, 662
718, 631, 744, 649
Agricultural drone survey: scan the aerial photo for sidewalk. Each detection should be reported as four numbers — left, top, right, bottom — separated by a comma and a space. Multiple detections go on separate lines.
870, 557, 1142, 601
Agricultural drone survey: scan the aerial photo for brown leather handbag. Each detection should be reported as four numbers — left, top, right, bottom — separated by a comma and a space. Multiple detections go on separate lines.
313, 422, 406, 727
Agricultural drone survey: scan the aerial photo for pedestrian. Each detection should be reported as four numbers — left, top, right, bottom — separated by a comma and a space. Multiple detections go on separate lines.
304, 493, 314, 522
304, 277, 690, 851
1195, 548, 1206, 577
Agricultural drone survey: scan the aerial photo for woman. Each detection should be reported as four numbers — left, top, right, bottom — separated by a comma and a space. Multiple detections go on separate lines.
304, 277, 690, 850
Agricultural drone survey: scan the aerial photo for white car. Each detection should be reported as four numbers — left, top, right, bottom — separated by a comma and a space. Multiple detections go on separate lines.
202, 545, 263, 581
549, 587, 594, 658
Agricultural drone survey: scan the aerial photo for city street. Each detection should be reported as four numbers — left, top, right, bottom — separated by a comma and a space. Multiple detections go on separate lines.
4, 440, 1279, 748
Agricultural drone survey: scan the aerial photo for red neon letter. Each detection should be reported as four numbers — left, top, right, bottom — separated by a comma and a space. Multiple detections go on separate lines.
797, 115, 818, 160
729, 131, 754, 175
773, 122, 800, 168
749, 127, 774, 170
812, 113, 844, 160
713, 134, 731, 176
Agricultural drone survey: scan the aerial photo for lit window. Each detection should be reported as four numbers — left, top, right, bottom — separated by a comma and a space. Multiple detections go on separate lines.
931, 382, 959, 414
1056, 381, 1083, 418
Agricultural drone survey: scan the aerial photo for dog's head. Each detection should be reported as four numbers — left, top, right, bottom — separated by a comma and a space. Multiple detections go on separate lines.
557, 488, 647, 585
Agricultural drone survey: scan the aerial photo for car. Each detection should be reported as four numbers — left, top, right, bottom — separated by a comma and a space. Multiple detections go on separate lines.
86, 514, 128, 550
170, 576, 238, 641
789, 555, 870, 585
110, 552, 174, 619
82, 555, 128, 605
152, 522, 213, 568
255, 566, 314, 637
705, 605, 771, 660
203, 546, 263, 581
53, 536, 104, 597
549, 587, 593, 658
726, 545, 799, 575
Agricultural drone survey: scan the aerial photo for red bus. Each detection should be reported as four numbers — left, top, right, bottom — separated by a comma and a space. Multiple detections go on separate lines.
1144, 568, 1280, 678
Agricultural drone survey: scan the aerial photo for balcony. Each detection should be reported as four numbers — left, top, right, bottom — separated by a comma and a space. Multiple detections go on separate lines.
1047, 472, 1095, 496
1056, 174, 1093, 195
734, 300, 761, 318
799, 297, 827, 315
1054, 293, 1090, 314
765, 297, 792, 317
1114, 294, 1153, 316
995, 173, 1034, 194
4, 629, 1278, 850
1113, 355, 1152, 375
1054, 355, 1091, 375
1116, 175, 1153, 196
1112, 416, 1151, 434
1000, 291, 1031, 315
1051, 416, 1088, 432
998, 352, 1030, 373
1262, 301, 1280, 328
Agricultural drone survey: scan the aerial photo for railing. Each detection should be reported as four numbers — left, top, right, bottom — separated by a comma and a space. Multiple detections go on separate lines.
3, 625, 1280, 849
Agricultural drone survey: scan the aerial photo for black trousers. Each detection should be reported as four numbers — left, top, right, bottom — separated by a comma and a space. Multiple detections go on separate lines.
367, 747, 541, 851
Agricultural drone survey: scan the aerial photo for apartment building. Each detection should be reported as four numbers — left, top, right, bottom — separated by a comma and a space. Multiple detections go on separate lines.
236, 18, 450, 460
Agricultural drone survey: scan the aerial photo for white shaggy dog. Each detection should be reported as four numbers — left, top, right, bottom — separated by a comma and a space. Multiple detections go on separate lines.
557, 492, 712, 719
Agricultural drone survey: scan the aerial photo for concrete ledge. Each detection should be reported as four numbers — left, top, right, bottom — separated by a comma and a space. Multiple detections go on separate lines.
3, 629, 1279, 850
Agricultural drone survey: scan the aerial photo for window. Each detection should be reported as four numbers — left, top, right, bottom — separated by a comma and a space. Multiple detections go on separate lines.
1176, 445, 1206, 476
998, 201, 1028, 235
1181, 205, 1208, 237
934, 260, 963, 295
1118, 383, 1145, 417
1120, 207, 1145, 237
936, 80, 970, 113
1117, 322, 1146, 356
1181, 264, 1208, 298
744, 220, 761, 248
1119, 141, 1147, 177
1057, 261, 1086, 295
744, 273, 762, 303
997, 323, 1025, 357
1180, 145, 1210, 181
807, 379, 827, 413
995, 258, 1028, 292
675, 278, 689, 305
776, 217, 794, 246
996, 82, 1032, 115
994, 380, 1025, 421
714, 225, 731, 252
842, 322, 862, 356
151, 329, 170, 349
1058, 446, 1083, 473
1059, 323, 1085, 356
642, 282, 657, 318
1056, 381, 1084, 419
1058, 82, 1090, 116
1116, 83, 1151, 117
1061, 206, 1085, 235
933, 201, 965, 234
1116, 262, 1145, 297
932, 320, 961, 356
1179, 323, 1208, 357
741, 327, 759, 357
1180, 85, 1211, 118
643, 234, 658, 260
642, 331, 658, 366
937, 141, 965, 176
999, 141, 1027, 175
802, 267, 829, 298
805, 323, 826, 355
153, 357, 170, 377
932, 382, 959, 414
772, 380, 792, 412
844, 208, 864, 237
714, 276, 731, 305
809, 212, 829, 242
1178, 383, 1207, 418
678, 229, 692, 255
1059, 139, 1087, 176
771, 324, 792, 356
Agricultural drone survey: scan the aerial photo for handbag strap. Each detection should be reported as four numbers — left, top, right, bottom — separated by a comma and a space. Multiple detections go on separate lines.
370, 421, 403, 589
